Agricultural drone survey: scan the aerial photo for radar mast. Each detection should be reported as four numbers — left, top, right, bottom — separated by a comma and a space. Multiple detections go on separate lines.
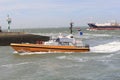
70, 22, 73, 34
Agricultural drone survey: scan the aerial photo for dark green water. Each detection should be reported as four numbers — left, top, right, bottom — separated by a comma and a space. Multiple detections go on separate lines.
0, 27, 120, 80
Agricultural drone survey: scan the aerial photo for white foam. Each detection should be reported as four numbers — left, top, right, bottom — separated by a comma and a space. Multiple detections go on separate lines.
56, 56, 67, 59
16, 52, 52, 55
90, 41, 120, 53
13, 51, 74, 55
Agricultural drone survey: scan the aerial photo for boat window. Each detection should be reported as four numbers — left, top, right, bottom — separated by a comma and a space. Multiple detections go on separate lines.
59, 42, 70, 46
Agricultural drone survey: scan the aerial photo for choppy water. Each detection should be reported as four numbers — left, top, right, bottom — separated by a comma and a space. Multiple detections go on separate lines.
0, 27, 120, 80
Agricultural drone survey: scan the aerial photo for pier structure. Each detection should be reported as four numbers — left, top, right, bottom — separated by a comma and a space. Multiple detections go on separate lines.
6, 15, 12, 32
0, 32, 50, 46
0, 15, 50, 46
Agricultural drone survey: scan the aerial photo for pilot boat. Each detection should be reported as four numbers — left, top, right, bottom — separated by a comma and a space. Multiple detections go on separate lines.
10, 23, 90, 53
10, 34, 89, 53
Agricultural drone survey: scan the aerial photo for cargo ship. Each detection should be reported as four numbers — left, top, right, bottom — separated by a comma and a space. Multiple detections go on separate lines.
87, 22, 120, 30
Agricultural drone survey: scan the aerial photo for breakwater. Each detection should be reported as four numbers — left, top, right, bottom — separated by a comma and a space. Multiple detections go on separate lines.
0, 32, 50, 46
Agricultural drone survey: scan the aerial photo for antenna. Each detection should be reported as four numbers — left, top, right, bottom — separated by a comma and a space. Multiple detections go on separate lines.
6, 14, 12, 32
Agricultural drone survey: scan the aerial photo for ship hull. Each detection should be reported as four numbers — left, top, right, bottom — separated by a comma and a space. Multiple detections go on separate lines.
10, 43, 90, 53
88, 27, 120, 30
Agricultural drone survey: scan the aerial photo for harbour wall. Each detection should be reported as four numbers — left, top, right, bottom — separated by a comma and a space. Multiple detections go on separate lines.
0, 32, 50, 46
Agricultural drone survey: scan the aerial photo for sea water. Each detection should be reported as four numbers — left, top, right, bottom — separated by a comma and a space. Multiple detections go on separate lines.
0, 27, 120, 80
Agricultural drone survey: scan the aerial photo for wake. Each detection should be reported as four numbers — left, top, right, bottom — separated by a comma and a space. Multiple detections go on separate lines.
90, 41, 120, 53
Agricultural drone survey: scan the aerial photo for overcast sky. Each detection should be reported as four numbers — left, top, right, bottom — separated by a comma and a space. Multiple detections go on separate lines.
0, 0, 120, 29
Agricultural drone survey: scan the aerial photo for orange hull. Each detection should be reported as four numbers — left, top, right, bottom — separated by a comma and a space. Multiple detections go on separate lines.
10, 43, 90, 53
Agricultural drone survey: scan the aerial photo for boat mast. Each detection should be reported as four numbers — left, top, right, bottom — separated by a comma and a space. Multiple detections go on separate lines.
70, 22, 73, 34
6, 15, 12, 32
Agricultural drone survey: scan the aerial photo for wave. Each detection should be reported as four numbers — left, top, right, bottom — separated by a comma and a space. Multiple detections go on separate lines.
90, 41, 120, 53
86, 33, 111, 37
0, 62, 33, 68
56, 55, 88, 62
56, 52, 120, 63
